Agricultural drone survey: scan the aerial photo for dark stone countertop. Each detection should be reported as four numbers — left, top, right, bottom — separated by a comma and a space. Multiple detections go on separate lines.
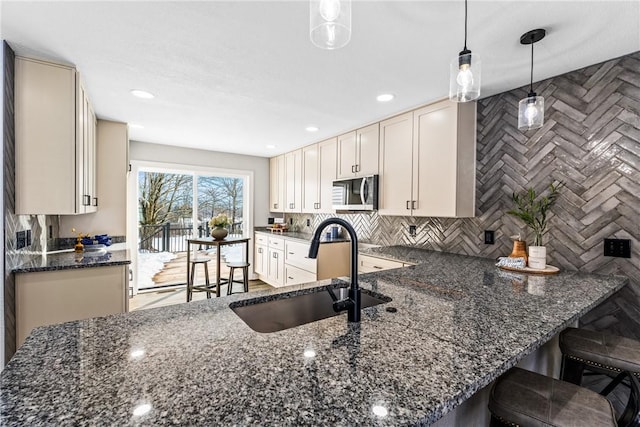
11, 249, 131, 273
0, 247, 628, 425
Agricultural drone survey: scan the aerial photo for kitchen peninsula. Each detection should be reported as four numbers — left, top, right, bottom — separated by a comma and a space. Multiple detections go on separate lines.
0, 247, 627, 425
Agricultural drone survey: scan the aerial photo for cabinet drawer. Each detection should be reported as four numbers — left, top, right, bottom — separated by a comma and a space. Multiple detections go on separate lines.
268, 236, 285, 248
284, 240, 316, 274
255, 233, 269, 245
284, 264, 317, 286
358, 254, 404, 273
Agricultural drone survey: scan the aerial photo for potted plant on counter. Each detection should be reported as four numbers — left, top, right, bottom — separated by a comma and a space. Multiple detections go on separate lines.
209, 213, 231, 240
507, 181, 563, 269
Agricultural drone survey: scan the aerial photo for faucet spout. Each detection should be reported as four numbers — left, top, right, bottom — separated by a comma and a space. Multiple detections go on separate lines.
308, 218, 360, 322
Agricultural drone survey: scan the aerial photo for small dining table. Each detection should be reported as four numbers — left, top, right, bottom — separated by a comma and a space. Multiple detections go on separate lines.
186, 235, 251, 299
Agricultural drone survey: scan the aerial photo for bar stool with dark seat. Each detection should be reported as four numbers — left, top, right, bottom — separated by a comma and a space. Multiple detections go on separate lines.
187, 257, 213, 302
226, 262, 250, 295
488, 367, 640, 427
559, 327, 640, 386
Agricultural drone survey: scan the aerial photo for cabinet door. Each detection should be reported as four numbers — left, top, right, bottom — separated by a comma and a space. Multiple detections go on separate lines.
336, 131, 357, 178
284, 239, 316, 273
16, 265, 127, 348
378, 112, 414, 216
318, 138, 337, 213
254, 244, 267, 276
284, 149, 302, 213
285, 264, 317, 286
413, 101, 458, 217
268, 248, 285, 287
15, 57, 77, 214
356, 123, 380, 176
81, 89, 97, 213
302, 144, 319, 213
269, 155, 285, 212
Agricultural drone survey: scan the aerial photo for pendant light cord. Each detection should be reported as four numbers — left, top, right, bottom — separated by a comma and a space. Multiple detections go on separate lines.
463, 0, 468, 50
529, 38, 534, 93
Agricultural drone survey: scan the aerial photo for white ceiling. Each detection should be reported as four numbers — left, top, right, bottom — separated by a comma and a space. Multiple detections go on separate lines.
2, 1, 639, 158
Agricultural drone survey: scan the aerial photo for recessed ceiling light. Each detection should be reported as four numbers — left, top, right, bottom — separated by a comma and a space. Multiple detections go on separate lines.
305, 126, 319, 132
376, 94, 395, 102
266, 144, 277, 149
130, 89, 155, 99
129, 124, 144, 129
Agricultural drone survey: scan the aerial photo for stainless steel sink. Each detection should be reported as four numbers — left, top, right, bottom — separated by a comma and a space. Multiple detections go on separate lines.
229, 286, 391, 333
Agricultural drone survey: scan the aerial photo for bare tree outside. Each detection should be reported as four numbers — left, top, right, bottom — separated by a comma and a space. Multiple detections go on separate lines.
138, 172, 244, 253
198, 176, 243, 234
138, 172, 192, 250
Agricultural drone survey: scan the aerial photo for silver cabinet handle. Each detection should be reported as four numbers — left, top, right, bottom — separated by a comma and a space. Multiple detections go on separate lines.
406, 201, 410, 210
83, 195, 91, 206
374, 266, 383, 269
93, 197, 98, 207
412, 200, 416, 209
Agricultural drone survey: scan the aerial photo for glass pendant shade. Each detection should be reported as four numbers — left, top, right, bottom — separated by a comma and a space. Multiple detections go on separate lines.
518, 94, 544, 130
310, 0, 351, 50
449, 51, 481, 102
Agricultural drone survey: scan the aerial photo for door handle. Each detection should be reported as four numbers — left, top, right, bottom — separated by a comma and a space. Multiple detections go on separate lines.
83, 195, 91, 206
406, 200, 410, 210
93, 197, 98, 207
412, 200, 417, 209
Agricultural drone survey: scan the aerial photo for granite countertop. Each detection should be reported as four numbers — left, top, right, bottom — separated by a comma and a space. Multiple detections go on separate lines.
11, 249, 131, 273
0, 247, 628, 425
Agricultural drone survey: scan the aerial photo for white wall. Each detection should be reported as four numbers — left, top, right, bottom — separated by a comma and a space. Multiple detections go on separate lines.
129, 141, 271, 227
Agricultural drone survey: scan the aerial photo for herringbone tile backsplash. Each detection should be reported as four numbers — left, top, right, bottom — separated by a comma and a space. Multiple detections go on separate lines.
289, 51, 640, 338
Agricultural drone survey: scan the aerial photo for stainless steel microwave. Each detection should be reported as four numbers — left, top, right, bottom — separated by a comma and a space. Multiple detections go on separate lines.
332, 175, 378, 211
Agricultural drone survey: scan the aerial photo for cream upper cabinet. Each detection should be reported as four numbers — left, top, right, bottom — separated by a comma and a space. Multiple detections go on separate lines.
15, 56, 97, 214
269, 155, 285, 212
284, 149, 302, 213
412, 100, 476, 217
302, 144, 319, 212
302, 138, 337, 213
379, 100, 476, 217
378, 112, 414, 216
337, 123, 379, 178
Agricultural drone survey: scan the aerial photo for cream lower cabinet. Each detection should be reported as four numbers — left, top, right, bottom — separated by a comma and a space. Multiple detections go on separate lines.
255, 232, 349, 287
267, 247, 285, 287
254, 243, 268, 276
379, 99, 476, 218
15, 56, 97, 215
16, 265, 128, 348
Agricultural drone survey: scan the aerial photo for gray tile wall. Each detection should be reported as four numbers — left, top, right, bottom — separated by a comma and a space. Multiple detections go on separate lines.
288, 51, 640, 338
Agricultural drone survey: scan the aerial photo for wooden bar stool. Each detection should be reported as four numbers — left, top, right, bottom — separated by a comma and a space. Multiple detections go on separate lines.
187, 257, 212, 302
226, 262, 250, 295
488, 367, 640, 427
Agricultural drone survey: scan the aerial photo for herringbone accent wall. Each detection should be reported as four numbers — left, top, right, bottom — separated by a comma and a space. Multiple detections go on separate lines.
289, 51, 640, 339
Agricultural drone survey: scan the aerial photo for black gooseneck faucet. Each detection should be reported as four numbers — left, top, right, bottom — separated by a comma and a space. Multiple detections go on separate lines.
308, 218, 360, 323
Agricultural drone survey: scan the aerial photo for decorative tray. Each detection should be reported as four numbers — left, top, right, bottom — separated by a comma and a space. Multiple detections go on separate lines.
267, 226, 289, 233
497, 265, 559, 275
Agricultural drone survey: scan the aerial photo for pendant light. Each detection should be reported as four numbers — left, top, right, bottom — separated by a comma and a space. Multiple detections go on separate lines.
518, 29, 546, 131
449, 0, 481, 102
310, 0, 351, 50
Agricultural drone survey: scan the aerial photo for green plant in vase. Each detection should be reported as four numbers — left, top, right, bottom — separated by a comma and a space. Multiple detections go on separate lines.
507, 181, 563, 269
